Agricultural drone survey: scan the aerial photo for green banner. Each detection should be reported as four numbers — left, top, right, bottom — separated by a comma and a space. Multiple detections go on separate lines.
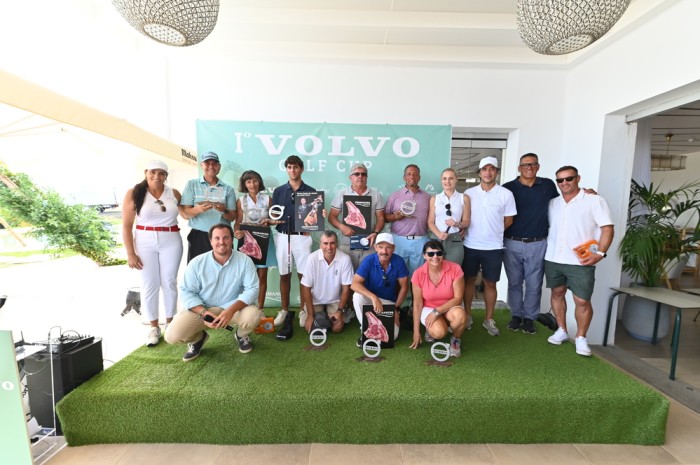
195, 121, 452, 307
0, 331, 33, 465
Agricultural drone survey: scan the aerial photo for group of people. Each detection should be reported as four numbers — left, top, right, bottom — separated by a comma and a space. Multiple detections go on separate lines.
122, 150, 613, 362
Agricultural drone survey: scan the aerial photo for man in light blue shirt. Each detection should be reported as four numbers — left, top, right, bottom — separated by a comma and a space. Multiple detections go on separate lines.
165, 223, 261, 361
179, 152, 237, 262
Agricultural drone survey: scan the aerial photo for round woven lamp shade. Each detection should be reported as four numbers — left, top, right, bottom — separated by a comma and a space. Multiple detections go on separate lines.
516, 0, 631, 55
112, 0, 220, 47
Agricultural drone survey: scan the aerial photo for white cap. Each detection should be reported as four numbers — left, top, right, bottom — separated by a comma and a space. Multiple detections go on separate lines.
375, 232, 394, 245
146, 160, 168, 173
479, 156, 499, 170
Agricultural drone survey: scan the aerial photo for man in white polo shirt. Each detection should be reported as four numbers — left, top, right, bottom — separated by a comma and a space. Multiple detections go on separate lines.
299, 230, 354, 335
545, 165, 613, 356
463, 156, 517, 336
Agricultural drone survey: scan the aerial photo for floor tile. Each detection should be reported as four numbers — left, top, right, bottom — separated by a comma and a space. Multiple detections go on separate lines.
663, 401, 700, 464
212, 444, 311, 465
575, 444, 680, 465
42, 443, 131, 465
309, 444, 403, 465
116, 443, 223, 465
401, 444, 495, 465
487, 444, 590, 465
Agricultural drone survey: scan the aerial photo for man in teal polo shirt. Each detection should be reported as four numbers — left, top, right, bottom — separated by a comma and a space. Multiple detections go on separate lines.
179, 152, 237, 262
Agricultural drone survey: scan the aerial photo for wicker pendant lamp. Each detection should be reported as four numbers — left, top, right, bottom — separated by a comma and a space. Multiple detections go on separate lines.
516, 0, 631, 55
112, 0, 220, 47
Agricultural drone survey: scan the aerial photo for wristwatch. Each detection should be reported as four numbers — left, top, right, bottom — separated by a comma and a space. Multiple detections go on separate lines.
432, 309, 440, 317
595, 251, 607, 258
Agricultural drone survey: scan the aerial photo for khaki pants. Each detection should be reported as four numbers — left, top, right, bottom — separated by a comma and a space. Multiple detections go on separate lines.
165, 305, 261, 344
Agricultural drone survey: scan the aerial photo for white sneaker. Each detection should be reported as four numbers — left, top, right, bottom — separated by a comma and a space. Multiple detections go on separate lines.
146, 326, 161, 347
575, 336, 592, 356
548, 328, 569, 345
467, 315, 473, 331
482, 318, 500, 336
343, 307, 355, 324
299, 308, 308, 327
273, 309, 287, 327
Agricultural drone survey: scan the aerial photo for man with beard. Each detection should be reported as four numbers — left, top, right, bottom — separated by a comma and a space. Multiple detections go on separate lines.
165, 224, 261, 361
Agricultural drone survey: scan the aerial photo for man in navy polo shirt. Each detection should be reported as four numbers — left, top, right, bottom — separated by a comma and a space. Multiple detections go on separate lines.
350, 233, 409, 346
271, 155, 318, 339
502, 153, 559, 334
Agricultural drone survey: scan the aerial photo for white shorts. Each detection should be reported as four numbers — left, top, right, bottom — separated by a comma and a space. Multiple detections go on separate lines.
273, 233, 312, 275
420, 307, 436, 326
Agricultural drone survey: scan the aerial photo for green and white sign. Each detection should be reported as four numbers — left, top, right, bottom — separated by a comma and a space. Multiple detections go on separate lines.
0, 331, 33, 465
196, 121, 451, 306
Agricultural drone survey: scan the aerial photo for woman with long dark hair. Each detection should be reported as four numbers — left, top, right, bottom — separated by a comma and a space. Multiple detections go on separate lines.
122, 160, 183, 347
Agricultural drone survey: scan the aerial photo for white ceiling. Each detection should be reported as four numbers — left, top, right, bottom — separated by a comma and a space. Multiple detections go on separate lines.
194, 0, 664, 67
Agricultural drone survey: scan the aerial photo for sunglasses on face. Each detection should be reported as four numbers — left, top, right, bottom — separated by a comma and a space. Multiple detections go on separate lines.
425, 250, 444, 257
519, 162, 539, 169
555, 176, 576, 183
445, 203, 452, 216
155, 199, 166, 212
351, 172, 368, 177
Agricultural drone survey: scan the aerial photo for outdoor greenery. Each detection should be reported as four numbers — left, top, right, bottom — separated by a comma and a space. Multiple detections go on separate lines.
0, 166, 124, 266
619, 179, 700, 287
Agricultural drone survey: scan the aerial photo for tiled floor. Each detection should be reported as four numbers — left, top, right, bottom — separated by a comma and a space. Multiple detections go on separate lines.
3, 256, 700, 465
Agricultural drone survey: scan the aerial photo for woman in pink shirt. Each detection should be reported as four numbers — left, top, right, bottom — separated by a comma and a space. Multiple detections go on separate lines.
409, 240, 467, 357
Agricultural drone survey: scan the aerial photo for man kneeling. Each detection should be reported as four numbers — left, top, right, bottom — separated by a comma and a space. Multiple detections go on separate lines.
300, 230, 353, 335
165, 223, 261, 361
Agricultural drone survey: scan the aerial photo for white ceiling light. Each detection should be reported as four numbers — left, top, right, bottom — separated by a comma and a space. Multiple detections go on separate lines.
516, 0, 631, 55
112, 0, 219, 47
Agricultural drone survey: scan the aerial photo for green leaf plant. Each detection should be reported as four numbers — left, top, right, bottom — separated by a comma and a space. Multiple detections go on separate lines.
0, 166, 125, 266
619, 179, 700, 287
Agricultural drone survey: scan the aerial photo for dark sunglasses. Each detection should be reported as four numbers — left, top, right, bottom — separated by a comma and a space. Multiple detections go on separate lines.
155, 199, 166, 212
555, 176, 576, 183
351, 172, 368, 177
519, 162, 539, 169
381, 273, 391, 287
445, 203, 452, 216
425, 250, 444, 257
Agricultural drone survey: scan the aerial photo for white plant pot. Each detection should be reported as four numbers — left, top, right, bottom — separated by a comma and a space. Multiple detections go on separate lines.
621, 292, 670, 342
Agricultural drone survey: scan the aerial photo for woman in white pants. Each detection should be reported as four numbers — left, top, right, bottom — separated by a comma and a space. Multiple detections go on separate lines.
122, 160, 183, 346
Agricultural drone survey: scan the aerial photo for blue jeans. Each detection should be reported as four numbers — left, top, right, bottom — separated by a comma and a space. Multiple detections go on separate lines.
503, 238, 547, 320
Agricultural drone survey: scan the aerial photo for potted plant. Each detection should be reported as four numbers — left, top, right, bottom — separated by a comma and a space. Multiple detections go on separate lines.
618, 179, 700, 340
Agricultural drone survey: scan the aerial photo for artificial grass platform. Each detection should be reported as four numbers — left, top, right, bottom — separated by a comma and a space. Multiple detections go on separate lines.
56, 309, 668, 446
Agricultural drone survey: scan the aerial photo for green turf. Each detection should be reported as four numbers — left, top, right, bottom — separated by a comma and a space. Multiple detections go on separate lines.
57, 309, 668, 445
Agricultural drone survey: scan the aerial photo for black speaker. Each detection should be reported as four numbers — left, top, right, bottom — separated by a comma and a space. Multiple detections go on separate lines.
24, 339, 103, 434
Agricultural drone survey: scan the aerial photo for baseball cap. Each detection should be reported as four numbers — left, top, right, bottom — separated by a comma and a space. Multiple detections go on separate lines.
479, 156, 499, 170
375, 233, 394, 245
200, 151, 220, 163
145, 160, 168, 173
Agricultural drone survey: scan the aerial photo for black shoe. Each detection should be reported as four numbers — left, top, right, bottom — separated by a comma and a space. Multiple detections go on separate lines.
356, 336, 362, 348
506, 316, 523, 332
236, 332, 253, 353
183, 331, 209, 362
522, 318, 537, 334
276, 310, 296, 341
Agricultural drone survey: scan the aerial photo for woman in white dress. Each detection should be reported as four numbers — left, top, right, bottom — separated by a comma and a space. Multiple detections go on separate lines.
122, 160, 183, 347
427, 168, 471, 265
234, 170, 277, 310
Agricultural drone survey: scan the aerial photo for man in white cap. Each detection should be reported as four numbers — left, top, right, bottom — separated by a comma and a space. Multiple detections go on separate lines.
350, 232, 409, 346
179, 151, 237, 262
462, 156, 517, 336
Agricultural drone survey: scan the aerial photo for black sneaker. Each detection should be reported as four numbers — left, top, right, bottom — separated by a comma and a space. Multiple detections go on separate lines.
236, 332, 253, 353
182, 331, 209, 362
276, 310, 296, 341
506, 316, 523, 332
522, 318, 537, 335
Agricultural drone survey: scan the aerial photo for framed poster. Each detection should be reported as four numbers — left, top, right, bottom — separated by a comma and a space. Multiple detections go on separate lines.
236, 224, 270, 266
361, 305, 395, 349
343, 195, 372, 236
295, 191, 324, 232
